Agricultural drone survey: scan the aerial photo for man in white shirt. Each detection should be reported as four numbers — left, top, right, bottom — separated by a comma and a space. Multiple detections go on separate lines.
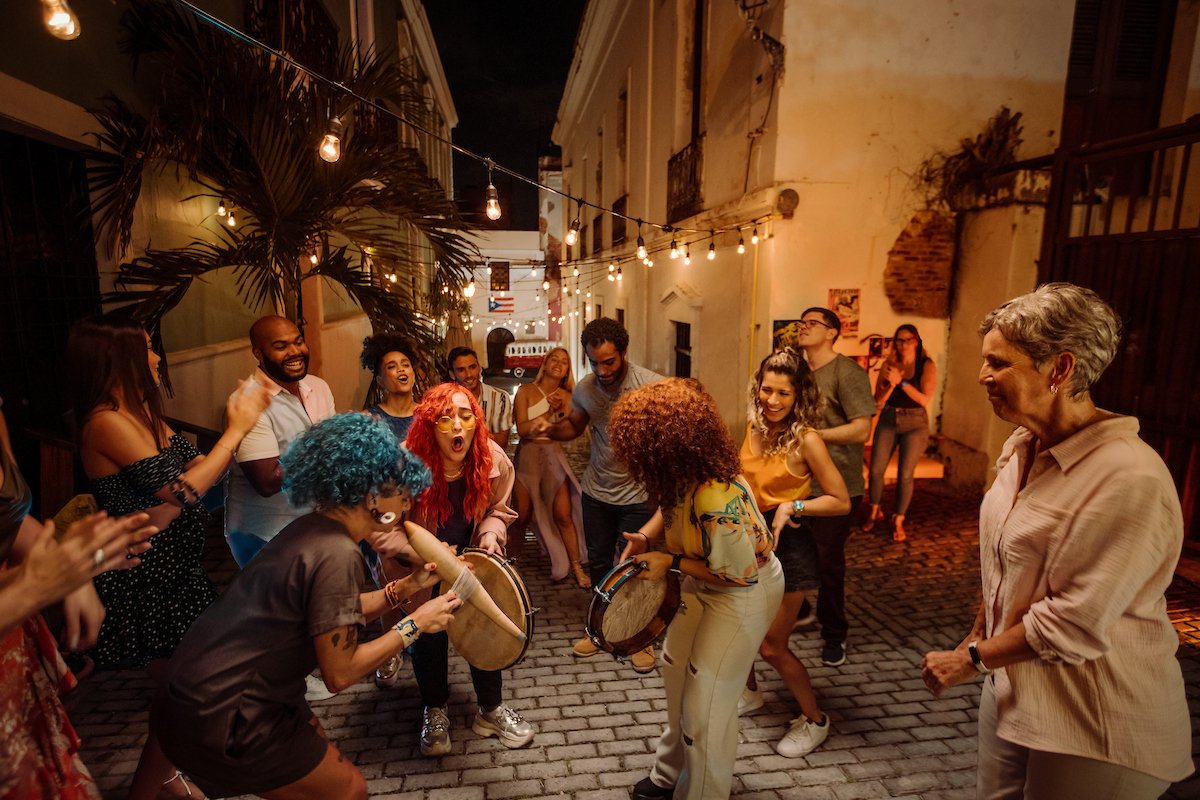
448, 346, 512, 448
224, 315, 336, 567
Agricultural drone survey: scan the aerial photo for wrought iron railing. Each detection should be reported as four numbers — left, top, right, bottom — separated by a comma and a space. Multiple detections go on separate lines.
667, 138, 703, 224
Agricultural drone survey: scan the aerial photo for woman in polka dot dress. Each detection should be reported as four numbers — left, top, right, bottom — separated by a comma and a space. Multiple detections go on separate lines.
67, 315, 269, 799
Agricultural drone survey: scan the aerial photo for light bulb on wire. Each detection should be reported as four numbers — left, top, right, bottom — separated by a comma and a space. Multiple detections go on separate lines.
573, 265, 580, 277
41, 0, 81, 40
319, 116, 343, 163
463, 280, 476, 298
670, 239, 679, 259
636, 231, 647, 260
616, 266, 623, 282
308, 251, 318, 265
565, 200, 581, 246
217, 199, 227, 217
226, 210, 237, 228
684, 245, 691, 266
751, 225, 760, 245
737, 235, 745, 255
484, 159, 502, 220
708, 232, 716, 261
542, 279, 550, 291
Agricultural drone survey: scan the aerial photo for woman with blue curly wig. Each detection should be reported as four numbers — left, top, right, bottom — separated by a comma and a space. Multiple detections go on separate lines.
149, 413, 462, 800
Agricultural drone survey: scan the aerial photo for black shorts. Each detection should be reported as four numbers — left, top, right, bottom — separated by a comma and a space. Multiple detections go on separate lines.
764, 507, 819, 593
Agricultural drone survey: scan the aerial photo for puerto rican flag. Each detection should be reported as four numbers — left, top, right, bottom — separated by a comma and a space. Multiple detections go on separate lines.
488, 296, 514, 313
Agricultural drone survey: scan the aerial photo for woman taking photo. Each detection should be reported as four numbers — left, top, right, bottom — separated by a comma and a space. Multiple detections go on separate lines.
402, 383, 532, 756
513, 346, 588, 588
863, 323, 936, 541
359, 332, 420, 442
739, 350, 849, 758
153, 412, 461, 799
614, 379, 784, 800
66, 314, 269, 798
921, 284, 1191, 798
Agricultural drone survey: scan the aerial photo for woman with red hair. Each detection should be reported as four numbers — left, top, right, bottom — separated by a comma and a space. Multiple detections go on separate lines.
401, 382, 534, 757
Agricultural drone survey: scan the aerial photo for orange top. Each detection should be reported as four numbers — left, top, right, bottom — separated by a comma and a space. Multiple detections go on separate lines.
739, 423, 813, 512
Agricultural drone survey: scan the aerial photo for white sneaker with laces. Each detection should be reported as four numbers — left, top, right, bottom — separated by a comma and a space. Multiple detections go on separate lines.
775, 714, 830, 757
375, 653, 404, 688
737, 686, 764, 716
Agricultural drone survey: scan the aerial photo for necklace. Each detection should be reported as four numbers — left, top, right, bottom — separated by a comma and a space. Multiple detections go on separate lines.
443, 464, 464, 480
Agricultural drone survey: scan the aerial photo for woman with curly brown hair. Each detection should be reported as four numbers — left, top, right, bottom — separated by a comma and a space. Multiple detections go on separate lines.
613, 379, 784, 800
739, 350, 849, 758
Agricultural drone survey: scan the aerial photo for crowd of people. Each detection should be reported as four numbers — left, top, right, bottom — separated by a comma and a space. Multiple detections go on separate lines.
0, 281, 1191, 799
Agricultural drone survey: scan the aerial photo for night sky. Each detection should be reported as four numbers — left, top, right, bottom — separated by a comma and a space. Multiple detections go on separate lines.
422, 1, 585, 231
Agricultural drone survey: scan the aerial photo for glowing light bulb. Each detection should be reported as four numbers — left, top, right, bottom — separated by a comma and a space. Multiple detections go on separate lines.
530, 265, 537, 277
708, 242, 716, 260
542, 279, 550, 291
737, 236, 745, 255
607, 273, 615, 282
684, 246, 691, 266
565, 216, 580, 246
573, 266, 580, 277
309, 252, 318, 265
751, 226, 759, 245
226, 210, 237, 227
41, 0, 80, 40
608, 261, 616, 272
636, 234, 647, 260
616, 267, 623, 281
486, 265, 492, 276
319, 116, 343, 163
217, 199, 227, 217
670, 239, 679, 259
485, 182, 502, 220
586, 289, 592, 298
646, 259, 653, 267
464, 280, 476, 298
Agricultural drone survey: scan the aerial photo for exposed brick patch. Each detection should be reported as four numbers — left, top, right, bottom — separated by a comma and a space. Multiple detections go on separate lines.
884, 210, 955, 317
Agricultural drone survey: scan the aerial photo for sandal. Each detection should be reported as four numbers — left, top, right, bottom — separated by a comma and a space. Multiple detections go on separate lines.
159, 771, 205, 799
861, 505, 884, 532
892, 515, 907, 543
571, 561, 592, 590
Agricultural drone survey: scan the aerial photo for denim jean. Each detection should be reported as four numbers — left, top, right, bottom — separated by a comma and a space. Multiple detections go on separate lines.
580, 493, 658, 587
867, 406, 930, 515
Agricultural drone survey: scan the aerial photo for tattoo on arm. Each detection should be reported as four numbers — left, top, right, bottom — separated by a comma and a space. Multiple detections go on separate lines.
331, 631, 340, 648
342, 627, 357, 651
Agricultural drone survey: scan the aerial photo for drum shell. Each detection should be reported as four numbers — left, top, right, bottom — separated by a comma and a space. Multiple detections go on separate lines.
447, 549, 534, 671
586, 558, 681, 657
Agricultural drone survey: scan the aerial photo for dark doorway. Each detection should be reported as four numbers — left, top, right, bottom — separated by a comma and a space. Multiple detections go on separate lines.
485, 327, 515, 374
0, 129, 101, 507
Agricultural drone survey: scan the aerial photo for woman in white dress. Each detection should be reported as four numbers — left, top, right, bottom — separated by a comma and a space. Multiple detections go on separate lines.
513, 347, 589, 588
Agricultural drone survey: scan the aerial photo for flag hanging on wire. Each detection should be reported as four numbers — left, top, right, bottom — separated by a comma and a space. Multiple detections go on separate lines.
488, 296, 514, 313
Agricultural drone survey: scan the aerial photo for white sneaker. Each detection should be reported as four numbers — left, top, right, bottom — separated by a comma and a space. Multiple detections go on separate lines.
304, 673, 336, 702
737, 686, 764, 716
375, 653, 404, 688
472, 704, 535, 749
775, 714, 830, 757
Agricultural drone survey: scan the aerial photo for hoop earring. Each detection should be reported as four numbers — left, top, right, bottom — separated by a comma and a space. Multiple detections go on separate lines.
371, 509, 398, 525
1049, 383, 1059, 396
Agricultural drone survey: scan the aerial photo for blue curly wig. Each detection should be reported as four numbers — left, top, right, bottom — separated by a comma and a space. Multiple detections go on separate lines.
281, 412, 431, 508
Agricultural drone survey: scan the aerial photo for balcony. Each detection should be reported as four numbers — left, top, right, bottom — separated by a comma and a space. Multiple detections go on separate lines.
667, 138, 703, 224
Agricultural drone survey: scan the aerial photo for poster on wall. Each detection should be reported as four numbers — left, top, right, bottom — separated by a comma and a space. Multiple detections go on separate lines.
828, 288, 860, 337
772, 319, 804, 352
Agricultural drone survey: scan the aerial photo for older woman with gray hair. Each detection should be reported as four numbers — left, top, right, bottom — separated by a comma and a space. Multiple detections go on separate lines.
921, 283, 1191, 799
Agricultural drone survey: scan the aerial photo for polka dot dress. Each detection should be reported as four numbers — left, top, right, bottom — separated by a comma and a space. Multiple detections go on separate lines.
90, 434, 217, 669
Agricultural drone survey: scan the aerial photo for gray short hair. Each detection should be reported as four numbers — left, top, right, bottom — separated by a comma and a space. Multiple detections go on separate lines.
978, 283, 1122, 397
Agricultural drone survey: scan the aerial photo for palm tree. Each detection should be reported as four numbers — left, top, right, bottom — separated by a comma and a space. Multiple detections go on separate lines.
88, 0, 475, 349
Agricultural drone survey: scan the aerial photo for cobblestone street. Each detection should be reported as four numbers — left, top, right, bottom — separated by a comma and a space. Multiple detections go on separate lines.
65, 438, 1200, 799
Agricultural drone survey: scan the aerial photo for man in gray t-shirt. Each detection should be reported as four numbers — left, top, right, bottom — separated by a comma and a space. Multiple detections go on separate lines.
797, 307, 875, 668
536, 317, 663, 672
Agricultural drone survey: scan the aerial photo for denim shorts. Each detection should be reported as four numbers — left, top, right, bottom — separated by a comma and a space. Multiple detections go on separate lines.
764, 507, 820, 592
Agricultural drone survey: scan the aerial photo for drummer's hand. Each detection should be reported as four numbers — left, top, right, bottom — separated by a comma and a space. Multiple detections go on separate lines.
477, 531, 503, 556
619, 530, 648, 562
409, 591, 461, 635
634, 551, 672, 581
408, 562, 440, 592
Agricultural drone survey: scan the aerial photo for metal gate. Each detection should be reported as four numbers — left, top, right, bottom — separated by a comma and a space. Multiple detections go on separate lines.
1039, 117, 1200, 539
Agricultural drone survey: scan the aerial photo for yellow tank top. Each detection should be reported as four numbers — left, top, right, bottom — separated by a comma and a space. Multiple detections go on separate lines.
739, 423, 813, 512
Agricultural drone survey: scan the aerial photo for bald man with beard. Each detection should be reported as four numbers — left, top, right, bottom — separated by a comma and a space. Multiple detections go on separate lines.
224, 316, 336, 567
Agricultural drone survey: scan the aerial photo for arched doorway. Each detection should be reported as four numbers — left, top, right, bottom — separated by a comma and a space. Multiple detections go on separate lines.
485, 327, 514, 375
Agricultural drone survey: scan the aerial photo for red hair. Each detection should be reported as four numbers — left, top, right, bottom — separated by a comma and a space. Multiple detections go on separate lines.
405, 382, 494, 528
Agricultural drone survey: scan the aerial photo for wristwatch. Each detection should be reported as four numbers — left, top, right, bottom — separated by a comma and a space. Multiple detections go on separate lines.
967, 640, 991, 674
669, 553, 684, 575
791, 499, 805, 516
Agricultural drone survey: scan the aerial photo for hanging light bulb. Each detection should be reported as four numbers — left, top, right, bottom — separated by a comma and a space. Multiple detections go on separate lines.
464, 280, 477, 298
684, 245, 691, 266
542, 279, 550, 291
565, 200, 581, 246
535, 291, 540, 302
708, 232, 716, 261
486, 263, 492, 276
737, 235, 746, 255
309, 251, 319, 265
573, 265, 580, 277
484, 159, 502, 220
41, 0, 81, 40
586, 288, 592, 298
608, 260, 616, 273
530, 265, 537, 277
607, 272, 615, 282
751, 225, 760, 245
489, 294, 496, 304
319, 116, 343, 163
636, 234, 647, 260
645, 258, 654, 268
216, 199, 227, 217
226, 210, 237, 228
670, 239, 679, 259
616, 266, 623, 281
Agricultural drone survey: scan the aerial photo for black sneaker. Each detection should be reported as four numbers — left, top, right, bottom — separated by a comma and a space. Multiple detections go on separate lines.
821, 640, 847, 666
631, 776, 673, 799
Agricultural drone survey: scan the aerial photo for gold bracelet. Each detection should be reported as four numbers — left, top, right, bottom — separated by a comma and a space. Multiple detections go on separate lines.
213, 440, 237, 457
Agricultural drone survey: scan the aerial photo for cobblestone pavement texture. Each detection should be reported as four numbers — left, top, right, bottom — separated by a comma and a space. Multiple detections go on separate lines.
65, 437, 1200, 799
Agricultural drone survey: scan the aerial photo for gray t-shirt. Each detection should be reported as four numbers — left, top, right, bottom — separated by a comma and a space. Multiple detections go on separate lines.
573, 361, 664, 505
810, 354, 875, 498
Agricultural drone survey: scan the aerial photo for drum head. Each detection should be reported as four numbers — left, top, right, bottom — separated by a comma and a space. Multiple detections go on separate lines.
587, 559, 680, 657
448, 550, 533, 671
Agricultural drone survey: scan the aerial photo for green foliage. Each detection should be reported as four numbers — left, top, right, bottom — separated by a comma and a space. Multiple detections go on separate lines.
88, 0, 476, 348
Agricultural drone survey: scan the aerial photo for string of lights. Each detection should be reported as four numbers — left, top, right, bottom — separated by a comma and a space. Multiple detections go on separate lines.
156, 0, 766, 241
